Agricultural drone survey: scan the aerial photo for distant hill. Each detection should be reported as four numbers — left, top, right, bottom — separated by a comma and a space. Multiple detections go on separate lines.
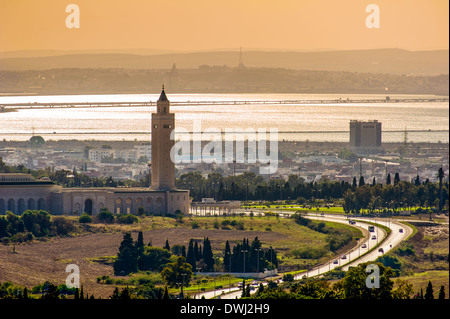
0, 49, 447, 75
0, 67, 448, 95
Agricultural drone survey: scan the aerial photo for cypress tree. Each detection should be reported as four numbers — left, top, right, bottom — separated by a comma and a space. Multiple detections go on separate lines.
425, 281, 434, 299
114, 232, 139, 275
163, 286, 169, 299
224, 241, 231, 272
186, 239, 197, 270
203, 237, 215, 272
80, 286, 84, 300
359, 176, 365, 187
194, 241, 200, 261
394, 172, 400, 185
164, 239, 170, 251
136, 231, 145, 256
386, 173, 391, 185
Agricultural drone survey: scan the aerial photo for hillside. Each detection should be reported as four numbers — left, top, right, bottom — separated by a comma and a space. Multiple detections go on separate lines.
0, 49, 448, 75
0, 67, 448, 95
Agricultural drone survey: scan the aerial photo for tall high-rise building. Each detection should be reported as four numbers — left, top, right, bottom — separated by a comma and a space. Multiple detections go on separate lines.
151, 86, 176, 190
349, 120, 382, 152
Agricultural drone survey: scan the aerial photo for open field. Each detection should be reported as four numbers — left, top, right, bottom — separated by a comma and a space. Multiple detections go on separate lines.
392, 219, 449, 297
0, 215, 355, 298
0, 213, 446, 299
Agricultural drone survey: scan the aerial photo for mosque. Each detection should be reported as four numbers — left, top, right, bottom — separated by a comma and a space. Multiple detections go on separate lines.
0, 88, 190, 216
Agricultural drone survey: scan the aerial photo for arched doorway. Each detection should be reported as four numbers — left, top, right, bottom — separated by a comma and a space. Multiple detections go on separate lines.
17, 198, 26, 214
84, 199, 93, 215
28, 198, 36, 210
0, 199, 5, 214
37, 198, 46, 210
8, 198, 15, 213
115, 198, 123, 215
155, 197, 164, 215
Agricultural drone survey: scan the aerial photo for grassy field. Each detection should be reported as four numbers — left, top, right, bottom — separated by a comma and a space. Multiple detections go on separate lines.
391, 220, 449, 298
0, 214, 361, 298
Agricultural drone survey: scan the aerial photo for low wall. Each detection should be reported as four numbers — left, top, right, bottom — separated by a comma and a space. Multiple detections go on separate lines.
195, 269, 277, 279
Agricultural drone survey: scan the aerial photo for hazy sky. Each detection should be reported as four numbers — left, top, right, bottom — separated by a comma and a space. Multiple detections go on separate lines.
0, 0, 448, 52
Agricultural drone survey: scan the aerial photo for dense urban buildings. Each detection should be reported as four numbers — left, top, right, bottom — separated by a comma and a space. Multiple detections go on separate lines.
0, 89, 190, 216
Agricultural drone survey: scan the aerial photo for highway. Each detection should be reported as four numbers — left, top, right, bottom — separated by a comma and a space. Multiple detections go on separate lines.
191, 213, 412, 299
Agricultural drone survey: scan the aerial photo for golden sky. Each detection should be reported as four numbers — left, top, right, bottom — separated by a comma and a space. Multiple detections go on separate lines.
0, 0, 448, 52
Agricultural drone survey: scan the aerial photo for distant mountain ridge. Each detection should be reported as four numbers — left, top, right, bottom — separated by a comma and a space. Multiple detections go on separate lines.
0, 48, 447, 75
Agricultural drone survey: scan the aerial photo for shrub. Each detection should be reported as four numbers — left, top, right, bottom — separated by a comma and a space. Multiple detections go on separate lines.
282, 273, 294, 282
116, 214, 138, 224
290, 246, 327, 259
52, 217, 76, 236
97, 209, 114, 224
221, 220, 231, 227
79, 213, 92, 224
191, 220, 199, 229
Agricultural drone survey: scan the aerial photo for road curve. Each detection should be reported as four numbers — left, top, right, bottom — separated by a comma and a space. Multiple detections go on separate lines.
193, 213, 412, 299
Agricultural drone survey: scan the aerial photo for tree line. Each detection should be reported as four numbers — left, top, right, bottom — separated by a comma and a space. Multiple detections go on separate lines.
343, 168, 448, 214
113, 232, 279, 289
2, 158, 447, 212
0, 210, 75, 243
250, 262, 447, 300
223, 237, 278, 273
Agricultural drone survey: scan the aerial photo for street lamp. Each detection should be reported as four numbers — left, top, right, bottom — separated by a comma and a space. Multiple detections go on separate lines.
180, 273, 187, 299
226, 251, 232, 292
241, 250, 248, 273
255, 248, 261, 273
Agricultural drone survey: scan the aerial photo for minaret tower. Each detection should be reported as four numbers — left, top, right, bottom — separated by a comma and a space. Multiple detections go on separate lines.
151, 85, 176, 190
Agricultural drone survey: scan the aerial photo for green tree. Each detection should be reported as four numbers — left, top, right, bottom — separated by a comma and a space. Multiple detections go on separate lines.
186, 239, 197, 271
202, 237, 215, 272
223, 241, 231, 272
386, 173, 391, 185
29, 135, 45, 147
114, 232, 138, 275
391, 279, 414, 299
97, 208, 114, 223
394, 172, 400, 185
160, 256, 193, 288
21, 210, 51, 236
138, 246, 171, 271
78, 213, 92, 224
164, 239, 170, 251
41, 283, 59, 300
136, 231, 145, 257
341, 262, 394, 299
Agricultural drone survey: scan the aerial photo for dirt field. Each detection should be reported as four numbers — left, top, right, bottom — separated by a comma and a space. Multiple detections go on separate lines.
0, 227, 287, 299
